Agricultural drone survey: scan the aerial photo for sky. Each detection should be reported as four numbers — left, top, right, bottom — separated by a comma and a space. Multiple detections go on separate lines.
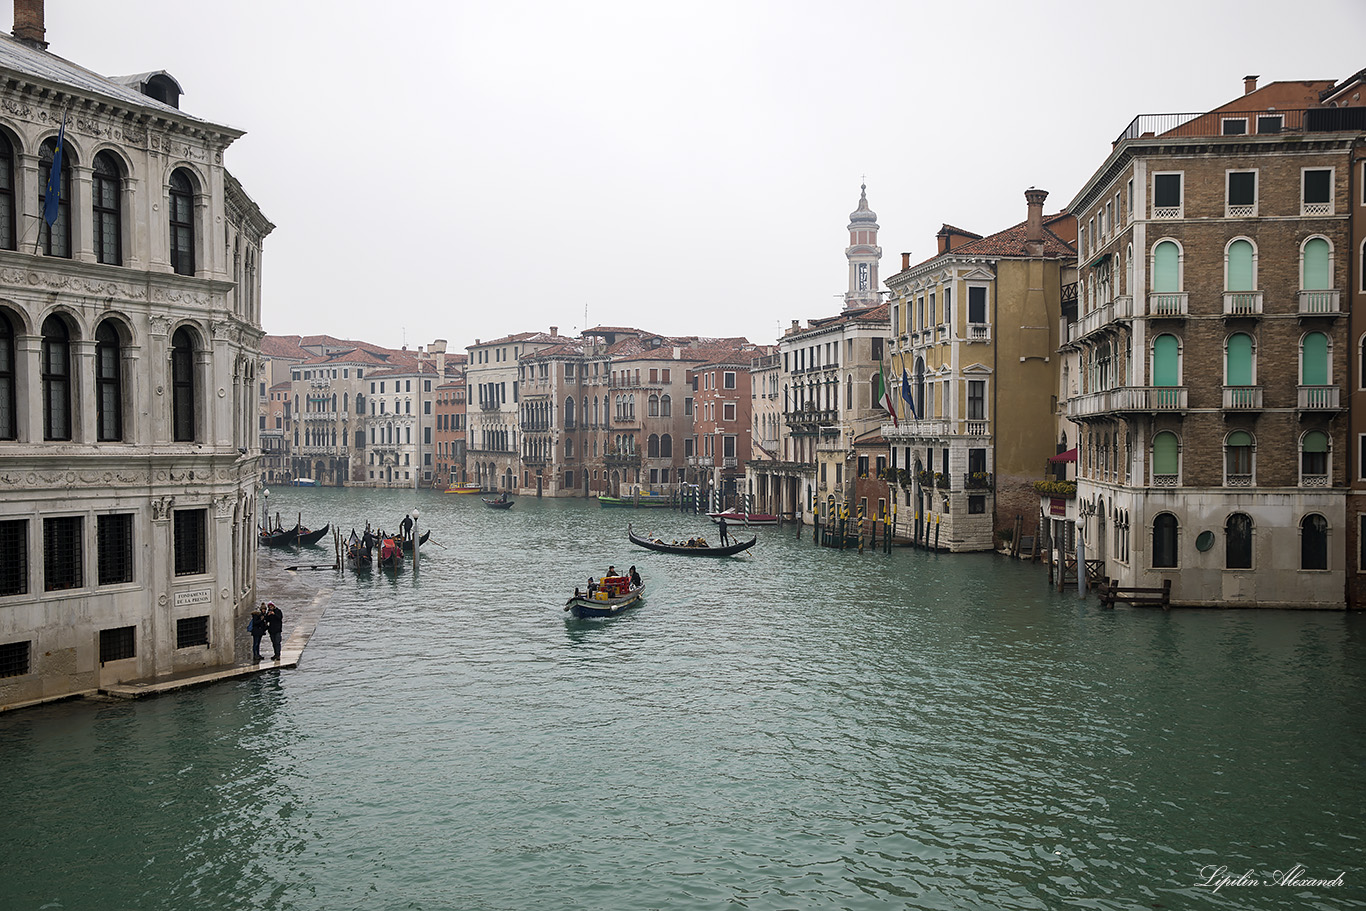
36, 1, 1366, 353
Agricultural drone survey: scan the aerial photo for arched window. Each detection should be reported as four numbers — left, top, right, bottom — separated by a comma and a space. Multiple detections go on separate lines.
1153, 240, 1180, 291
0, 132, 14, 250
1302, 430, 1329, 478
1301, 514, 1328, 570
92, 152, 123, 265
564, 396, 575, 428
1226, 239, 1255, 291
914, 358, 925, 414
0, 311, 14, 440
95, 321, 123, 441
648, 394, 659, 417
41, 315, 71, 440
171, 327, 197, 442
39, 135, 72, 258
1225, 430, 1252, 482
647, 434, 660, 458
565, 437, 574, 458
1225, 512, 1253, 569
661, 433, 672, 457
1301, 331, 1329, 385
1152, 513, 1178, 568
1153, 334, 1180, 386
1226, 332, 1254, 386
169, 169, 195, 276
661, 394, 671, 417
1153, 430, 1179, 482
1302, 237, 1331, 290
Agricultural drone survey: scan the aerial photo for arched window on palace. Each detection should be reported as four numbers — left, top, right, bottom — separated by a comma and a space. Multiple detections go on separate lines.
0, 310, 14, 440
95, 320, 123, 441
1152, 513, 1178, 568
39, 135, 72, 258
171, 327, 197, 442
41, 315, 72, 440
169, 169, 196, 276
1225, 512, 1253, 569
1301, 514, 1328, 570
92, 152, 123, 266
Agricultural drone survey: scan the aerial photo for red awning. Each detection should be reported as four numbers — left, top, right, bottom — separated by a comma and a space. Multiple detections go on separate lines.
1048, 448, 1078, 463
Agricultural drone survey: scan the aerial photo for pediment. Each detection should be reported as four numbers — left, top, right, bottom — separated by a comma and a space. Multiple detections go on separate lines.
959, 267, 995, 282
962, 362, 994, 375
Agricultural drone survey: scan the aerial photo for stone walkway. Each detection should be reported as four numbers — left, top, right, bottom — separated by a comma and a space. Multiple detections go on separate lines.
102, 578, 332, 700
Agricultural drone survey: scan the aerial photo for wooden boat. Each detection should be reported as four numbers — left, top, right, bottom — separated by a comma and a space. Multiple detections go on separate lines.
598, 493, 672, 509
708, 510, 780, 526
482, 496, 514, 509
259, 522, 330, 547
628, 524, 756, 557
346, 532, 373, 571
564, 574, 644, 618
445, 484, 484, 495
377, 536, 405, 569
397, 530, 430, 551
290, 477, 318, 487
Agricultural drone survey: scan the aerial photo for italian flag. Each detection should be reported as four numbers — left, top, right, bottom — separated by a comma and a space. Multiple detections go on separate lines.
876, 362, 898, 427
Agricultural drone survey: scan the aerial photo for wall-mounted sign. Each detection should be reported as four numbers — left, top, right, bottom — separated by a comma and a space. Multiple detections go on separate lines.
174, 589, 212, 606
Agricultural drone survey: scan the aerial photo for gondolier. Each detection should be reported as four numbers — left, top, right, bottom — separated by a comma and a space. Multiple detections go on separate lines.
718, 516, 730, 546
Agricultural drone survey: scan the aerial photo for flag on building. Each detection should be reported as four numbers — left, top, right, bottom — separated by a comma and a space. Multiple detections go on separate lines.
43, 115, 65, 227
877, 362, 898, 427
901, 368, 919, 421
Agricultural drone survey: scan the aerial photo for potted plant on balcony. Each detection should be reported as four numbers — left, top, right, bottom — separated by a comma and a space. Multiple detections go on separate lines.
966, 471, 993, 490
1031, 478, 1077, 497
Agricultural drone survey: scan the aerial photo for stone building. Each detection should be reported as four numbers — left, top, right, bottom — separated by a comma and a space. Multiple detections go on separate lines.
884, 191, 1077, 551
433, 371, 467, 489
1065, 74, 1364, 608
0, 6, 271, 706
749, 185, 891, 523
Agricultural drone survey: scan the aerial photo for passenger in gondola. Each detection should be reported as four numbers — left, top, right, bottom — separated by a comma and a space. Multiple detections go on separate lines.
629, 566, 642, 588
686, 538, 696, 547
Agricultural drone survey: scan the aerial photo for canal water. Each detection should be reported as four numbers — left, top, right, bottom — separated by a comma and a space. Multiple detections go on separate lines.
2, 487, 1363, 911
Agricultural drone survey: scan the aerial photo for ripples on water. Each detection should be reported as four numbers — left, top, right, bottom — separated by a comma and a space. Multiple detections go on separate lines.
2, 488, 1364, 910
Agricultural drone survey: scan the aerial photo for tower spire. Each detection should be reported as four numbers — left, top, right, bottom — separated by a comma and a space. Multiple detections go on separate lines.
844, 182, 881, 311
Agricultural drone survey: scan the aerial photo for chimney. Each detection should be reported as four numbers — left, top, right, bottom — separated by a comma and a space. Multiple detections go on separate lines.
1024, 187, 1049, 256
1244, 74, 1259, 95
936, 226, 952, 254
550, 326, 557, 337
901, 252, 910, 270
12, 0, 46, 49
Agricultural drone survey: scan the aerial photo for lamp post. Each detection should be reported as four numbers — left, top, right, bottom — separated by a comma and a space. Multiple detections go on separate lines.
262, 487, 271, 533
411, 508, 420, 568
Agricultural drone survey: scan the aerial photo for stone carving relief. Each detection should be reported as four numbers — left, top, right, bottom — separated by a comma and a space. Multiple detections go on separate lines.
151, 496, 176, 520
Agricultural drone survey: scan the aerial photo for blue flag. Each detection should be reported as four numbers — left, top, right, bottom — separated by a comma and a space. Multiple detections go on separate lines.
901, 368, 919, 421
43, 116, 64, 227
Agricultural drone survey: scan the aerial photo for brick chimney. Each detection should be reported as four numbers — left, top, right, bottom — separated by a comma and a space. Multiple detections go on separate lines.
12, 0, 46, 49
1244, 74, 1259, 95
1024, 187, 1049, 256
550, 326, 557, 337
901, 252, 910, 270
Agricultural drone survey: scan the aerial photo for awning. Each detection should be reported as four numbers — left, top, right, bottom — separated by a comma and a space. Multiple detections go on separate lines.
1048, 448, 1078, 463
1087, 252, 1112, 269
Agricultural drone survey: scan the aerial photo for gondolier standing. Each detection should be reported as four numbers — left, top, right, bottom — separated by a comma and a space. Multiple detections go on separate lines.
718, 515, 730, 546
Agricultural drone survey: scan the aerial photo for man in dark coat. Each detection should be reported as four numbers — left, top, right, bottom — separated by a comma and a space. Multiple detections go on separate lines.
718, 515, 730, 546
264, 601, 284, 660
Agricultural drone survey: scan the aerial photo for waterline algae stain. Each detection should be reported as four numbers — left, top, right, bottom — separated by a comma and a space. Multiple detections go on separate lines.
1, 488, 1362, 910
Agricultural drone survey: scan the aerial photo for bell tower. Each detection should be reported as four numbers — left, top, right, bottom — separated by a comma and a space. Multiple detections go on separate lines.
844, 183, 882, 311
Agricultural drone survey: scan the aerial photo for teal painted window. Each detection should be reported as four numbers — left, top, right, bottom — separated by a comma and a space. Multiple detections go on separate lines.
1153, 241, 1179, 292
1303, 238, 1330, 290
1227, 240, 1254, 291
1153, 431, 1179, 475
1303, 431, 1329, 475
1302, 332, 1328, 385
1226, 333, 1253, 386
1153, 334, 1179, 386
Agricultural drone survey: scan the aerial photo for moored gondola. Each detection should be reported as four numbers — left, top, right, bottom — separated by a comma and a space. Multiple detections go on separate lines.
398, 530, 430, 551
259, 522, 330, 548
627, 524, 756, 557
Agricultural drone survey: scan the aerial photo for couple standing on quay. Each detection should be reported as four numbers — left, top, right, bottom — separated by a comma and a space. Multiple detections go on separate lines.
247, 602, 284, 662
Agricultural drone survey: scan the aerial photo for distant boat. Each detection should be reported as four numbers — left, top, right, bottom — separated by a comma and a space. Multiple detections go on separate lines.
598, 493, 672, 509
482, 496, 514, 510
290, 477, 318, 487
259, 522, 329, 548
445, 484, 484, 495
708, 510, 779, 526
628, 524, 756, 557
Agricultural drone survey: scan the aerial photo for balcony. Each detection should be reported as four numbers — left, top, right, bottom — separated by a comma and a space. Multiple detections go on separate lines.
1148, 292, 1188, 317
1067, 385, 1187, 420
1298, 290, 1341, 317
722, 457, 738, 469
785, 407, 838, 429
966, 324, 990, 343
1298, 385, 1341, 412
303, 411, 337, 422
604, 450, 641, 466
1222, 291, 1263, 317
964, 472, 994, 491
965, 421, 989, 437
1222, 386, 1263, 410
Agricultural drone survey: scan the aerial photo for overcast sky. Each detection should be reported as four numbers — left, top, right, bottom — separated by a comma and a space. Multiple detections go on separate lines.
38, 1, 1366, 353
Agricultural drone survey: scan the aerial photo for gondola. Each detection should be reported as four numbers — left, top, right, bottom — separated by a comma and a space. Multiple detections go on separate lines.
564, 573, 645, 618
398, 530, 430, 551
627, 524, 756, 557
707, 510, 779, 526
377, 536, 405, 570
482, 497, 514, 509
259, 523, 330, 548
346, 532, 373, 571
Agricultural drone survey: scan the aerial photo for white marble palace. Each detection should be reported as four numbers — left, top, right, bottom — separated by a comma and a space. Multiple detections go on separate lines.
0, 2, 272, 708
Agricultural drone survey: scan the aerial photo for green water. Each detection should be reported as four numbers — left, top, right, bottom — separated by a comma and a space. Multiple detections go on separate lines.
2, 487, 1363, 910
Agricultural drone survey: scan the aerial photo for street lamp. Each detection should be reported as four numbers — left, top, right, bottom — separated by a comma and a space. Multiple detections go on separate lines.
262, 488, 271, 532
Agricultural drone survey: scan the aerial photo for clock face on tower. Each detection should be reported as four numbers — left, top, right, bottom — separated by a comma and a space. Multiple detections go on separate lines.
858, 263, 869, 290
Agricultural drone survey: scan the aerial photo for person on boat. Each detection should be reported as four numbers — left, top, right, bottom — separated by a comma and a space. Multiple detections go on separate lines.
606, 566, 617, 579
400, 514, 413, 539
718, 516, 730, 546
686, 538, 696, 547
587, 577, 598, 596
629, 566, 642, 588
500, 492, 508, 503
